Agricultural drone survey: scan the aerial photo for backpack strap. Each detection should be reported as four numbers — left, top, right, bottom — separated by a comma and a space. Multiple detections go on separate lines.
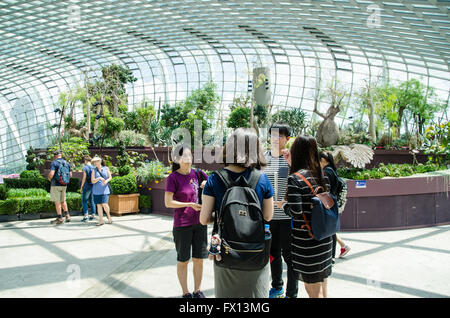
215, 168, 233, 190
293, 171, 315, 239
247, 168, 262, 191
294, 172, 323, 196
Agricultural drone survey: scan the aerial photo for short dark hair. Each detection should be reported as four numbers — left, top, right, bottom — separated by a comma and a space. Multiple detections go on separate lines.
83, 156, 92, 162
53, 150, 62, 156
221, 128, 267, 170
269, 123, 291, 137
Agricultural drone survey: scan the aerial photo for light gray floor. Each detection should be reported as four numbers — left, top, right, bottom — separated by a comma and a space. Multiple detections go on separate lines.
0, 214, 449, 298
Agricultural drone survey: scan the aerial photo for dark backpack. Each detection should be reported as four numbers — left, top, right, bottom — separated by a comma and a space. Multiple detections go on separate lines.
85, 165, 94, 185
335, 176, 348, 211
55, 159, 70, 186
213, 168, 271, 271
294, 172, 340, 241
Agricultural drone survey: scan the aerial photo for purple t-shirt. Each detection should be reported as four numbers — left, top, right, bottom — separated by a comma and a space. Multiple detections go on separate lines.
165, 169, 208, 228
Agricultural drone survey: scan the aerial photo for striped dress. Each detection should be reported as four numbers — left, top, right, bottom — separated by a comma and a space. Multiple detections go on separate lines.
283, 169, 333, 284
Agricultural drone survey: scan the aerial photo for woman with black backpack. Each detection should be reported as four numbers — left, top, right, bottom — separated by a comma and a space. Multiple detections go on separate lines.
319, 152, 351, 260
200, 128, 274, 298
281, 135, 332, 298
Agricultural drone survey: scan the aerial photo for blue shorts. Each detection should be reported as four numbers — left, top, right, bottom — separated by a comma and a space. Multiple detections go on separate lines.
93, 194, 109, 205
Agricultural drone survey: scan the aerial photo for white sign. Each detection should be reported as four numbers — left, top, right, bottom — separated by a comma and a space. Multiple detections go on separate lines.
355, 180, 367, 189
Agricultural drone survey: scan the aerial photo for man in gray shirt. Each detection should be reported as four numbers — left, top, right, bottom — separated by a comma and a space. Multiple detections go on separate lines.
264, 123, 298, 298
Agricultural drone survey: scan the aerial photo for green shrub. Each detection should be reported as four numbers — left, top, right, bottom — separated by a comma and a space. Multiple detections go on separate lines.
67, 178, 80, 193
21, 197, 45, 214
110, 174, 138, 195
118, 164, 132, 177
20, 170, 42, 179
7, 188, 48, 198
0, 192, 82, 215
4, 177, 49, 191
66, 192, 82, 211
135, 161, 171, 184
338, 163, 446, 180
41, 199, 56, 213
0, 199, 20, 215
139, 194, 151, 209
0, 185, 6, 201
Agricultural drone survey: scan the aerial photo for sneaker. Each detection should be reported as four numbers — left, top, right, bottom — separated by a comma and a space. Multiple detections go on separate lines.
269, 287, 284, 298
81, 216, 88, 222
339, 245, 351, 258
182, 293, 193, 298
51, 218, 64, 225
89, 215, 95, 221
193, 290, 206, 298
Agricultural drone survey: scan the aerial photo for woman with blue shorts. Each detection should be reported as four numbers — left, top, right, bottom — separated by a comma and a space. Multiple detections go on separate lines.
91, 156, 112, 226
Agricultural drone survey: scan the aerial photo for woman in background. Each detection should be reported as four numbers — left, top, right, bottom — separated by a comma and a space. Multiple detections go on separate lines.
91, 156, 112, 226
319, 152, 351, 260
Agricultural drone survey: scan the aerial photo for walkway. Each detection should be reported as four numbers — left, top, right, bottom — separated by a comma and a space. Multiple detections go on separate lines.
0, 214, 448, 298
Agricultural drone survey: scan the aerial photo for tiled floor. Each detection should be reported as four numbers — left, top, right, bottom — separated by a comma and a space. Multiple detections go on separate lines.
0, 214, 448, 298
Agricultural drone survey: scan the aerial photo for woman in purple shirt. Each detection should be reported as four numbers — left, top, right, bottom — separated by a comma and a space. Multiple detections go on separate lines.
165, 145, 208, 298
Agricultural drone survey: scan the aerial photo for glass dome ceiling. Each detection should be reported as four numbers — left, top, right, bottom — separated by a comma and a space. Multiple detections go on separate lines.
0, 0, 449, 173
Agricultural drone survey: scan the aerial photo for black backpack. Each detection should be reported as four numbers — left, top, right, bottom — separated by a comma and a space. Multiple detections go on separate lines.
335, 176, 348, 211
213, 168, 271, 271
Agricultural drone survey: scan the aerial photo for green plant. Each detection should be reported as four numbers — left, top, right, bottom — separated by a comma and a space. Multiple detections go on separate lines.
423, 122, 449, 165
0, 199, 20, 215
110, 174, 138, 195
25, 146, 44, 171
20, 170, 42, 179
21, 197, 45, 214
66, 192, 82, 211
227, 107, 251, 128
136, 161, 171, 184
119, 130, 148, 147
7, 188, 48, 198
0, 185, 6, 201
115, 142, 147, 176
337, 163, 446, 180
47, 137, 90, 166
272, 108, 308, 136
139, 195, 152, 209
4, 178, 49, 191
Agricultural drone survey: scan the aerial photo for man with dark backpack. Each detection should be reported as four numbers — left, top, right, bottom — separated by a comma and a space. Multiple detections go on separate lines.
48, 150, 72, 225
200, 128, 274, 298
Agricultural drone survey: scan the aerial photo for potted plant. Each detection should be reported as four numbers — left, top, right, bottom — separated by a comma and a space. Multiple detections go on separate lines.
135, 160, 171, 215
139, 194, 152, 214
109, 173, 139, 216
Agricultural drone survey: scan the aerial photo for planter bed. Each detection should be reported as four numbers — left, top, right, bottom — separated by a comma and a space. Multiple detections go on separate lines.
109, 193, 140, 216
340, 170, 450, 231
0, 211, 83, 223
138, 178, 172, 216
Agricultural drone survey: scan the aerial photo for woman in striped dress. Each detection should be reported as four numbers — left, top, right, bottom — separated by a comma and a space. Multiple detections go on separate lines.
281, 135, 333, 298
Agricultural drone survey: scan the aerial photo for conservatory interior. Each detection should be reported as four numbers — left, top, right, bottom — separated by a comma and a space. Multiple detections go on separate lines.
0, 0, 448, 299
